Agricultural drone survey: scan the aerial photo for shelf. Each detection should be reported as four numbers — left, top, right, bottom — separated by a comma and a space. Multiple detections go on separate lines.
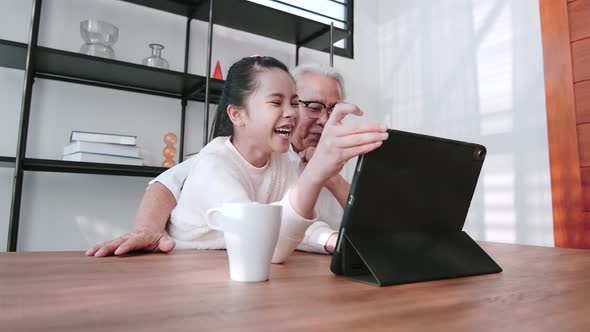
0, 156, 16, 168
0, 39, 224, 103
23, 158, 167, 177
122, 0, 349, 53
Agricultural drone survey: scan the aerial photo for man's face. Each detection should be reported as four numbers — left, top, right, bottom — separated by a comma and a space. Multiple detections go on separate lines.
291, 72, 343, 152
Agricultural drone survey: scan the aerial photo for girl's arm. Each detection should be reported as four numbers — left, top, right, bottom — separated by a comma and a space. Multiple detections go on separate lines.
275, 104, 386, 261
176, 157, 318, 264
288, 103, 388, 221
298, 148, 351, 209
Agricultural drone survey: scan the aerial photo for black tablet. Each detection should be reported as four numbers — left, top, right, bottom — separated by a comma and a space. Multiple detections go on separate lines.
330, 129, 501, 286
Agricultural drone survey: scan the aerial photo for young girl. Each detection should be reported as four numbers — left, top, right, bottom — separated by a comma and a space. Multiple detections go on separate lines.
163, 56, 388, 263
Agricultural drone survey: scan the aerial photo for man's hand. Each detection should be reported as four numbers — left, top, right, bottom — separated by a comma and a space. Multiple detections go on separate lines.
85, 229, 176, 257
85, 181, 178, 257
324, 232, 339, 254
298, 147, 316, 164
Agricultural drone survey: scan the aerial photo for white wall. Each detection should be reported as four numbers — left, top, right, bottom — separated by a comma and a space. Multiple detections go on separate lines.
0, 0, 553, 251
376, 0, 554, 246
0, 0, 379, 251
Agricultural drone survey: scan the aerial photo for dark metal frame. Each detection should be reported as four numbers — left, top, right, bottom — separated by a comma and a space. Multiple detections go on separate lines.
345, 0, 354, 59
272, 0, 348, 25
203, 0, 214, 146
8, 0, 42, 252
179, 15, 193, 163
6, 0, 205, 251
34, 72, 185, 100
295, 0, 354, 65
6, 0, 348, 251
22, 158, 166, 178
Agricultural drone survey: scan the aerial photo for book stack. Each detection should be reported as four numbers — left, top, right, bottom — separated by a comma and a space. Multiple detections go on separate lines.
62, 131, 143, 166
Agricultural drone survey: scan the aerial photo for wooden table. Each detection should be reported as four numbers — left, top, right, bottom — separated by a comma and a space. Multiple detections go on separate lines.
1, 242, 589, 331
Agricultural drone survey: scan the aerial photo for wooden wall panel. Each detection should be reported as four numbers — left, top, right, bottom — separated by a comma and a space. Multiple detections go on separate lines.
575, 80, 590, 124
572, 38, 590, 82
582, 167, 590, 211
579, 123, 590, 167
539, 0, 586, 248
568, 0, 590, 41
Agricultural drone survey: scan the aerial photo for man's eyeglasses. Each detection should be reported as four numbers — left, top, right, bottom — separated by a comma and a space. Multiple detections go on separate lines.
298, 100, 336, 119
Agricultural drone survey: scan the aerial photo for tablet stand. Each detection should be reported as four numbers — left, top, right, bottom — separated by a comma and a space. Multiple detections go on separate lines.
337, 230, 502, 287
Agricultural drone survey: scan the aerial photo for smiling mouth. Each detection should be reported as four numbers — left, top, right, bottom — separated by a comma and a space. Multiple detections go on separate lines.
274, 126, 292, 138
307, 133, 321, 139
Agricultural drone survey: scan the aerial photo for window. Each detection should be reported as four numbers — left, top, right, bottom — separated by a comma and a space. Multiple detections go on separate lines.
248, 0, 354, 59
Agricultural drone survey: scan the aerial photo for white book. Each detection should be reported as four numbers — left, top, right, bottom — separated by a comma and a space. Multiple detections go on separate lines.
70, 131, 137, 146
64, 141, 141, 158
63, 152, 143, 166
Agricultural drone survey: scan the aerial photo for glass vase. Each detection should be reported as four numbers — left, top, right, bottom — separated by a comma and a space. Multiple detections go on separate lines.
79, 19, 118, 59
142, 44, 170, 70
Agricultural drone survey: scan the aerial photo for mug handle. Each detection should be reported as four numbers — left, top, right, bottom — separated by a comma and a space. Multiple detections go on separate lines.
206, 208, 223, 231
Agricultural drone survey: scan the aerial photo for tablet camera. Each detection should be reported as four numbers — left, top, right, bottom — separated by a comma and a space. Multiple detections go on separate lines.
473, 148, 486, 161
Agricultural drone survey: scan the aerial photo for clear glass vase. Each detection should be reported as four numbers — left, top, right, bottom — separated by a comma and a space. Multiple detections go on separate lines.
142, 44, 170, 70
79, 20, 118, 59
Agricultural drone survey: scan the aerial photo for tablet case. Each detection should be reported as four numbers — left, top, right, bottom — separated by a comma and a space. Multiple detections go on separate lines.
330, 129, 502, 286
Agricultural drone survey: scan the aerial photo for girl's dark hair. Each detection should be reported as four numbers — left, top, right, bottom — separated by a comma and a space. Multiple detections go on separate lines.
210, 56, 290, 140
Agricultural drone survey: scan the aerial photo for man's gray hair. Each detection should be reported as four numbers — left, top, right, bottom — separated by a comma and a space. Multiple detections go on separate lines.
291, 63, 346, 99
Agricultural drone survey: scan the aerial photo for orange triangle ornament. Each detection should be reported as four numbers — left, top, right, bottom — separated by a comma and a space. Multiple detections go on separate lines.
213, 60, 223, 80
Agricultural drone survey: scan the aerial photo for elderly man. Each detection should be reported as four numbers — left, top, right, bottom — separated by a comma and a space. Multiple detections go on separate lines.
87, 63, 351, 257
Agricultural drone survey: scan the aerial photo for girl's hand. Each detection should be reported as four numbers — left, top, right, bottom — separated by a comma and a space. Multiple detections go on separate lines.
305, 103, 388, 184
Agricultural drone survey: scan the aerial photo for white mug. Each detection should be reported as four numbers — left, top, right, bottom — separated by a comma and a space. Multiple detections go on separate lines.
206, 202, 282, 282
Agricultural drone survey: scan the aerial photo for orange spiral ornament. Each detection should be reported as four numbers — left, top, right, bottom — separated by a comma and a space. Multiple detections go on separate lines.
162, 132, 177, 168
